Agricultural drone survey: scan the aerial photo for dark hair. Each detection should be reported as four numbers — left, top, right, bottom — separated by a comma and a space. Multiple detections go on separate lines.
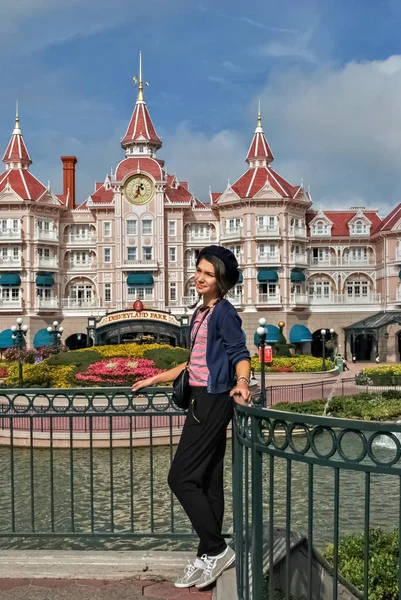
191, 253, 233, 308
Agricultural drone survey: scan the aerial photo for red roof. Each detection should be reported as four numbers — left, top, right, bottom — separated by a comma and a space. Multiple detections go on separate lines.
193, 198, 209, 209
376, 203, 401, 232
90, 186, 114, 204
306, 211, 382, 236
228, 167, 299, 199
0, 169, 47, 200
121, 101, 161, 148
115, 157, 164, 181
246, 130, 274, 164
2, 122, 32, 168
211, 192, 221, 204
165, 183, 192, 204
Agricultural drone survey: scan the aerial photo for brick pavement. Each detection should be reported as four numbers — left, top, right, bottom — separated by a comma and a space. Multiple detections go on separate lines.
0, 579, 214, 600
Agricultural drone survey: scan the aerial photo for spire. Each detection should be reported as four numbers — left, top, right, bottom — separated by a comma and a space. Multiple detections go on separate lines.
3, 103, 32, 170
121, 52, 162, 154
246, 101, 274, 168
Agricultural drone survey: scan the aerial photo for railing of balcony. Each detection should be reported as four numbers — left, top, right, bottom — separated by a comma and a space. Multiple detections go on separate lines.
0, 228, 22, 240
65, 234, 97, 244
289, 226, 307, 237
290, 293, 309, 305
36, 257, 59, 268
68, 261, 97, 270
257, 293, 281, 304
184, 231, 217, 242
255, 225, 280, 237
220, 227, 243, 239
0, 299, 22, 309
229, 294, 244, 306
290, 253, 308, 264
184, 260, 197, 269
35, 230, 59, 242
256, 253, 280, 264
308, 293, 381, 305
61, 298, 101, 308
0, 258, 22, 268
35, 297, 59, 309
123, 259, 158, 268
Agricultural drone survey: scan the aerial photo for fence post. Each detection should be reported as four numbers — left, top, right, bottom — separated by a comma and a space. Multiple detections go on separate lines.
251, 414, 264, 599
232, 415, 244, 598
302, 383, 304, 403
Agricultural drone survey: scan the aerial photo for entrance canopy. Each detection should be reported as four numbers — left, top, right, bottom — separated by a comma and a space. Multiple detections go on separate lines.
290, 324, 312, 343
344, 312, 401, 333
344, 311, 401, 361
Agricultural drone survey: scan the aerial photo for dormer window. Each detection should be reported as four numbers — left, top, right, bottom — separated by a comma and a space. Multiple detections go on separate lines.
139, 146, 144, 153
350, 219, 370, 236
311, 219, 331, 236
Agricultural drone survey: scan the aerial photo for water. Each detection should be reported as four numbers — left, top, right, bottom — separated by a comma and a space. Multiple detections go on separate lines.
372, 419, 401, 450
322, 376, 343, 416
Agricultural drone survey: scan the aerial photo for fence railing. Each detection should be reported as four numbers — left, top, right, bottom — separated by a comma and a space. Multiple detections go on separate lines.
233, 403, 401, 600
0, 387, 231, 551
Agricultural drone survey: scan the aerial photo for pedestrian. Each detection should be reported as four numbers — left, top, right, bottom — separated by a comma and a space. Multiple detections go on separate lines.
375, 356, 380, 364
132, 245, 251, 590
352, 356, 357, 364
342, 357, 349, 371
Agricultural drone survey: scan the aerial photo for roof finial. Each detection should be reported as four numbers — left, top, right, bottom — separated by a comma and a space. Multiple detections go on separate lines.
15, 100, 19, 129
257, 99, 262, 128
133, 51, 149, 102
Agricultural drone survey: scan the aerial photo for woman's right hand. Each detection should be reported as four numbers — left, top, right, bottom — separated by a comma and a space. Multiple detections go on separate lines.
132, 377, 156, 393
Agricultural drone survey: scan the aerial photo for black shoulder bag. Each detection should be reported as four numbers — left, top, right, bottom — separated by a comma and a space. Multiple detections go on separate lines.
172, 307, 211, 410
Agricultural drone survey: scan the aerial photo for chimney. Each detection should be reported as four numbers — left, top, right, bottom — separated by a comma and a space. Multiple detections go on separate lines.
61, 156, 78, 209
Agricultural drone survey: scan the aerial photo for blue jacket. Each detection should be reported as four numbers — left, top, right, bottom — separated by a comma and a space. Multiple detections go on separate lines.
190, 299, 250, 393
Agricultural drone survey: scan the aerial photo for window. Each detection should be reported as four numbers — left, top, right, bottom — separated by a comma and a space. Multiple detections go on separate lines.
127, 287, 153, 300
143, 247, 153, 261
258, 283, 277, 296
169, 247, 177, 262
38, 247, 51, 258
0, 287, 19, 301
37, 287, 52, 300
228, 245, 242, 260
127, 247, 137, 261
126, 220, 137, 236
142, 219, 153, 235
308, 280, 332, 298
350, 220, 369, 236
71, 251, 89, 265
69, 284, 94, 305
346, 279, 369, 298
168, 221, 176, 236
37, 220, 50, 231
169, 282, 177, 301
105, 283, 111, 302
227, 218, 242, 230
104, 248, 111, 263
233, 284, 243, 297
312, 220, 331, 236
257, 216, 276, 229
103, 222, 111, 237
12, 219, 19, 231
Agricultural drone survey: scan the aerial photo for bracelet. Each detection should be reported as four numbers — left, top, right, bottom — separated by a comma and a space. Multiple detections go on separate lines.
237, 376, 250, 385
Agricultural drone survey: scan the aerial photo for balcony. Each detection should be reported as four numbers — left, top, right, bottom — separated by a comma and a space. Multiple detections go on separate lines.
35, 297, 59, 311
36, 256, 59, 269
185, 259, 197, 270
0, 228, 22, 241
0, 298, 22, 310
230, 294, 245, 307
308, 257, 337, 267
182, 296, 196, 307
256, 293, 281, 306
68, 260, 97, 271
185, 231, 217, 243
61, 298, 101, 309
289, 226, 307, 238
341, 257, 374, 267
0, 257, 22, 269
309, 293, 381, 305
123, 259, 158, 270
255, 225, 280, 238
290, 294, 309, 306
35, 230, 59, 242
290, 253, 308, 266
256, 252, 280, 265
65, 234, 96, 245
220, 227, 244, 241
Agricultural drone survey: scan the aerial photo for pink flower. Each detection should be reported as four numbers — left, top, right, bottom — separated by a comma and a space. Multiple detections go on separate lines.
75, 358, 162, 386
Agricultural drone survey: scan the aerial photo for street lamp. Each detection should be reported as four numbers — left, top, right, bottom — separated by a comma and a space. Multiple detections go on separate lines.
321, 328, 335, 371
11, 317, 28, 387
256, 317, 267, 406
47, 321, 63, 351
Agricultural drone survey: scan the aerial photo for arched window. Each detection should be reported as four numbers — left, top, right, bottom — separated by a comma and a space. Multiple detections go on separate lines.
308, 277, 333, 299
346, 277, 371, 298
126, 219, 137, 236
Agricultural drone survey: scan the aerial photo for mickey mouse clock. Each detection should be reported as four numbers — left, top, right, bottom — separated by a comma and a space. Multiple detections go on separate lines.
123, 174, 155, 205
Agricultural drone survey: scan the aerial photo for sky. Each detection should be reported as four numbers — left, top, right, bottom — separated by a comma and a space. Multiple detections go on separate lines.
2, 0, 401, 214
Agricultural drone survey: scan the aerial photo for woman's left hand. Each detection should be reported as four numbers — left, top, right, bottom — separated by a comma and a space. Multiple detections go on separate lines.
230, 382, 252, 406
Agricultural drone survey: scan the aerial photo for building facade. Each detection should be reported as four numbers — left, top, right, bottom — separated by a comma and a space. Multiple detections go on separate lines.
1, 59, 401, 361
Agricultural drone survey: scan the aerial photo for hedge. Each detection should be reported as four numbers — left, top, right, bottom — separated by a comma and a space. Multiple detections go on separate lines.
251, 355, 335, 373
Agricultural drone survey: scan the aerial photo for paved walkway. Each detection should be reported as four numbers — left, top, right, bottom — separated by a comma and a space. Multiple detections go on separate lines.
0, 579, 213, 599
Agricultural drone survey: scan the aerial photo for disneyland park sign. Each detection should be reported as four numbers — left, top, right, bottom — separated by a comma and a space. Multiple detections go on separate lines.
96, 309, 181, 328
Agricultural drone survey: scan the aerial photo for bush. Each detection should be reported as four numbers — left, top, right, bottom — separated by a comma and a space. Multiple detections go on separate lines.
143, 347, 189, 370
4, 348, 36, 364
251, 355, 334, 373
75, 358, 162, 386
5, 363, 75, 388
47, 350, 101, 372
324, 528, 398, 600
78, 343, 172, 359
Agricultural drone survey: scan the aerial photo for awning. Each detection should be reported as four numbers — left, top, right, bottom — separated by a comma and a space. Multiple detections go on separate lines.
36, 273, 54, 287
237, 272, 243, 284
33, 329, 53, 348
257, 269, 278, 283
254, 324, 279, 346
0, 329, 13, 349
290, 324, 312, 343
126, 273, 154, 286
0, 274, 21, 286
291, 269, 305, 283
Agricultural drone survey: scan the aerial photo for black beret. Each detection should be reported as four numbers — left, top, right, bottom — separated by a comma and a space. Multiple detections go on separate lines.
197, 245, 240, 288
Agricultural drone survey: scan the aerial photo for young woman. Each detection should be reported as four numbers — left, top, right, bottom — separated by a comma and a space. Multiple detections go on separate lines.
132, 245, 251, 589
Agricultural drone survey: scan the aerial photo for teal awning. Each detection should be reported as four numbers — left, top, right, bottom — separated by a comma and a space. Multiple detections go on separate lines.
291, 269, 305, 283
399, 270, 401, 279
0, 329, 13, 349
36, 273, 54, 287
33, 329, 53, 348
0, 274, 21, 286
126, 273, 154, 286
257, 269, 278, 283
290, 324, 312, 343
254, 324, 279, 346
237, 272, 243, 284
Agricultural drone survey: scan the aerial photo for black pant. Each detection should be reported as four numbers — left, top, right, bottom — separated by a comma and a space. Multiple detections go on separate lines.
168, 387, 234, 557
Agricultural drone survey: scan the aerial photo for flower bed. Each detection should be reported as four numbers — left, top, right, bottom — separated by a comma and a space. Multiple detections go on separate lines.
356, 366, 401, 386
250, 355, 334, 373
75, 358, 162, 386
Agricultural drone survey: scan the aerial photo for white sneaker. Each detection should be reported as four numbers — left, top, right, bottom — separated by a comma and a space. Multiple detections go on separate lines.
196, 546, 236, 589
174, 560, 204, 588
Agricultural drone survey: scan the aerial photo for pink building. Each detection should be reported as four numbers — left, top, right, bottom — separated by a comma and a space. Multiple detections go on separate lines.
1, 58, 401, 361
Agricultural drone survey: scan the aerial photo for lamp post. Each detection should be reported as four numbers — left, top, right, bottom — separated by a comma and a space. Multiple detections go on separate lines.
256, 317, 267, 407
11, 317, 28, 388
47, 321, 63, 351
321, 329, 326, 371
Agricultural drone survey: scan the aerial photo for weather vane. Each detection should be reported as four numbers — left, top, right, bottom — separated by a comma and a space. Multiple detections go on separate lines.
133, 51, 149, 101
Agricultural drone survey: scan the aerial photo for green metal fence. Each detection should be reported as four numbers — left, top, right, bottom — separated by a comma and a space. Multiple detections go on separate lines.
0, 387, 234, 551
233, 403, 401, 600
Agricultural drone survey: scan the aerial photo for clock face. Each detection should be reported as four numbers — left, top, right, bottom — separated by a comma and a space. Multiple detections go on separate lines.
124, 175, 154, 205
